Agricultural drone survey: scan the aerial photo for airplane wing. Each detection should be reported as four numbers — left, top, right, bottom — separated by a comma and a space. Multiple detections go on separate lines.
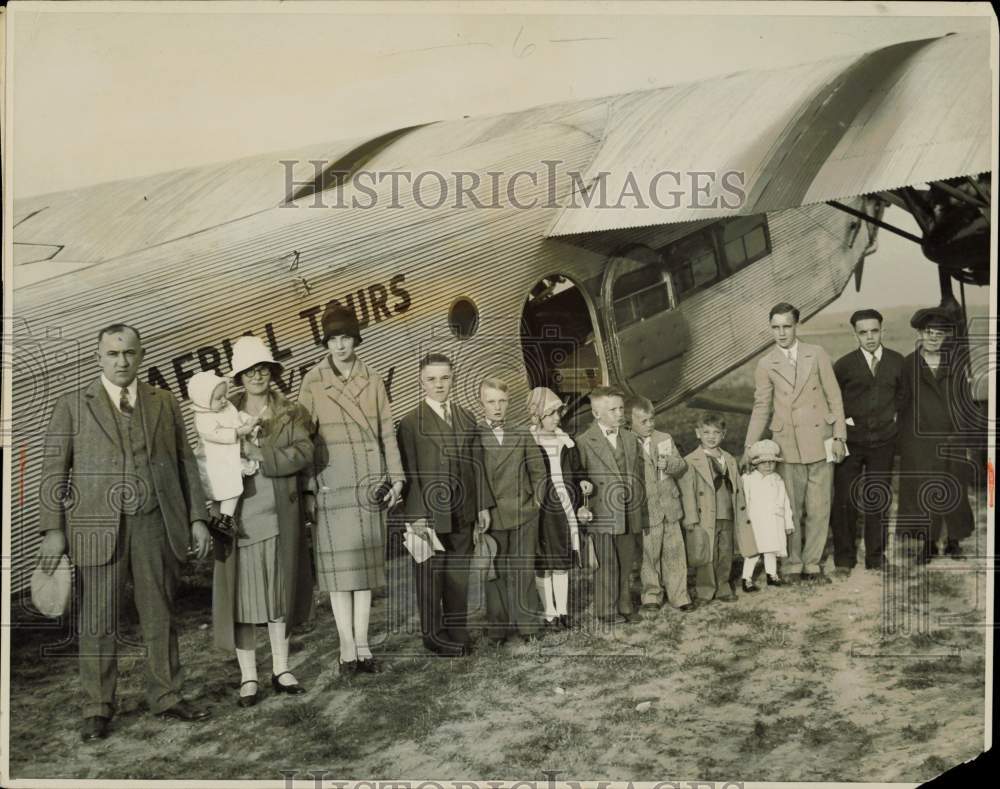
545, 32, 991, 236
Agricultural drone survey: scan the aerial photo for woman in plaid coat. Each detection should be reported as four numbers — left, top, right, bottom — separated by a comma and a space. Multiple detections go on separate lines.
298, 305, 405, 674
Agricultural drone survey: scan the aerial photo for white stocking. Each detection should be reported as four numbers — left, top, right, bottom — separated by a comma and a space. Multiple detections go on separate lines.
552, 571, 569, 616
764, 553, 778, 575
536, 573, 557, 620
353, 590, 373, 660
267, 620, 292, 683
329, 591, 357, 662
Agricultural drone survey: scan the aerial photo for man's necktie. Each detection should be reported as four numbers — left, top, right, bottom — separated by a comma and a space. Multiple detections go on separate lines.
787, 351, 796, 369
119, 387, 134, 415
441, 403, 452, 427
870, 355, 880, 377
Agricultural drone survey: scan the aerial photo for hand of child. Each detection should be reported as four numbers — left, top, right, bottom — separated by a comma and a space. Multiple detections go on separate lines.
576, 506, 593, 524
579, 480, 594, 496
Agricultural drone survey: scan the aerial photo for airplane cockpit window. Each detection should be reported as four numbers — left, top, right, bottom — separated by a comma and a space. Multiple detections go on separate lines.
662, 231, 719, 300
721, 215, 771, 272
660, 214, 771, 300
610, 248, 674, 328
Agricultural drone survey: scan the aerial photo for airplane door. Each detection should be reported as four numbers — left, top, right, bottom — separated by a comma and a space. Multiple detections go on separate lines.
600, 245, 690, 403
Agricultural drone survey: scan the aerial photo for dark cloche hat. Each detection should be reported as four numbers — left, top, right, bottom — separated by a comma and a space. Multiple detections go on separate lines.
321, 303, 363, 346
910, 306, 955, 331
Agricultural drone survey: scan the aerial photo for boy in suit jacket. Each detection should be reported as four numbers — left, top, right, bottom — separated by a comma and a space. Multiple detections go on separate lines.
397, 354, 493, 656
679, 412, 748, 603
36, 324, 212, 741
832, 309, 906, 572
476, 377, 547, 643
742, 302, 847, 583
575, 386, 649, 625
626, 396, 694, 613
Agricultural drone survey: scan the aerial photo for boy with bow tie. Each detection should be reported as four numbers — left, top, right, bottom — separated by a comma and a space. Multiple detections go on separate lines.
475, 377, 547, 644
575, 386, 649, 625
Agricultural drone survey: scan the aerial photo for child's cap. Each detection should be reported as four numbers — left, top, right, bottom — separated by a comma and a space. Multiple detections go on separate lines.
749, 439, 782, 464
189, 371, 229, 410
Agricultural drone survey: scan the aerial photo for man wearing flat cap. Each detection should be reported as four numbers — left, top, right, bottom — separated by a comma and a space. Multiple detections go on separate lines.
36, 323, 212, 742
831, 309, 906, 574
896, 306, 974, 562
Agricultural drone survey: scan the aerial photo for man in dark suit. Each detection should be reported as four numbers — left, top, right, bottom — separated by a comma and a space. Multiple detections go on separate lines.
575, 386, 649, 625
397, 354, 493, 656
36, 324, 212, 742
476, 377, 546, 644
832, 309, 906, 573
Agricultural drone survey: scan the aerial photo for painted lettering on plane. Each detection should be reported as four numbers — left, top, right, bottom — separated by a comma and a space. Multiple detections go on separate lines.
146, 274, 411, 402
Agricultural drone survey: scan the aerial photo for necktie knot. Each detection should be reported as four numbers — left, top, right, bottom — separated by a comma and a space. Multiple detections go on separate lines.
488, 420, 504, 430
119, 387, 134, 415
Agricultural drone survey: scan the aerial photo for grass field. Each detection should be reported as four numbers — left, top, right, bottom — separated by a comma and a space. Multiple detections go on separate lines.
5, 304, 990, 782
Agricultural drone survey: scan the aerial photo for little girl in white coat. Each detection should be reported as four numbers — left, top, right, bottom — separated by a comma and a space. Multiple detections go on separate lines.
189, 371, 259, 538
739, 439, 795, 591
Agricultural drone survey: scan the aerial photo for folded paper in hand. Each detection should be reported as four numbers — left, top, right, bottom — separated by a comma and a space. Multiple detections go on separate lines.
403, 525, 445, 564
825, 437, 849, 463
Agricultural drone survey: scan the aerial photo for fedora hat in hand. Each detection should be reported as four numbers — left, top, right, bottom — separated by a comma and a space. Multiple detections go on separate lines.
30, 555, 73, 618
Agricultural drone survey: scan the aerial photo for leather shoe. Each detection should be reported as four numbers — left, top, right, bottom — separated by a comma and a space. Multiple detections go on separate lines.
622, 611, 642, 624
558, 614, 572, 630
678, 602, 697, 612
833, 567, 853, 578
158, 700, 210, 721
422, 637, 466, 657
717, 593, 738, 603
766, 574, 784, 587
598, 613, 626, 625
338, 659, 358, 675
81, 716, 110, 741
272, 672, 306, 694
356, 657, 383, 674
237, 680, 260, 708
640, 603, 660, 614
741, 579, 760, 593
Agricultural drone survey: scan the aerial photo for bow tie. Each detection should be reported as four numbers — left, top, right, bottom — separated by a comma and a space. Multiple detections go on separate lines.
487, 420, 504, 430
604, 428, 618, 437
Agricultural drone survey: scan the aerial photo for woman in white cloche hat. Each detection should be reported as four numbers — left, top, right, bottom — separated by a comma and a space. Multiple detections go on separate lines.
210, 335, 316, 706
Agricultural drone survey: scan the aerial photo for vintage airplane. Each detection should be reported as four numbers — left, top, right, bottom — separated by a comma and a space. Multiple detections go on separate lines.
7, 31, 992, 593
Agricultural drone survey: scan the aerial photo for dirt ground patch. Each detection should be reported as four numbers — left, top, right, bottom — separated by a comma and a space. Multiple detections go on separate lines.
6, 506, 988, 783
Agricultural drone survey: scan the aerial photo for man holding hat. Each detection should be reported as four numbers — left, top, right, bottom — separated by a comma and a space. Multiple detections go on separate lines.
897, 306, 975, 562
36, 323, 212, 741
831, 309, 906, 574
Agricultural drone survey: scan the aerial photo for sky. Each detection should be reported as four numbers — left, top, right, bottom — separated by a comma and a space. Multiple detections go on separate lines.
6, 1, 996, 310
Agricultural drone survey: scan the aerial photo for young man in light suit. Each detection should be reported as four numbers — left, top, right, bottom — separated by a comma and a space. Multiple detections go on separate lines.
36, 324, 212, 742
476, 377, 547, 644
626, 396, 694, 614
397, 354, 493, 657
742, 303, 847, 583
575, 386, 649, 625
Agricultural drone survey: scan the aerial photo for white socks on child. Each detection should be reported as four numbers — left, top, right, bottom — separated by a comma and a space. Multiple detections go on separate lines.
329, 592, 357, 662
236, 647, 257, 689
743, 553, 778, 579
536, 571, 569, 620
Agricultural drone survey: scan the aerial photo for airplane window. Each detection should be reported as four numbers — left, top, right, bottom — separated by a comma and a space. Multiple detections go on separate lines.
720, 215, 771, 271
691, 252, 718, 286
611, 252, 672, 329
448, 297, 480, 340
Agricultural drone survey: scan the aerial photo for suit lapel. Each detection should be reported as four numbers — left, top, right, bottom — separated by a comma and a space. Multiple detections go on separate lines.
689, 448, 715, 487
418, 401, 448, 452
769, 346, 795, 387
583, 424, 618, 473
85, 379, 121, 445
791, 345, 815, 400
138, 382, 163, 442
